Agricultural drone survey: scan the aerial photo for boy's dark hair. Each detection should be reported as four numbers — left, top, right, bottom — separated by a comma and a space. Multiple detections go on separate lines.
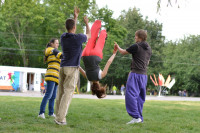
65, 18, 75, 31
135, 30, 147, 41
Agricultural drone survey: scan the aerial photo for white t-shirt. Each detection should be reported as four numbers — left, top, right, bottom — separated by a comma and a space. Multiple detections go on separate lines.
98, 69, 102, 80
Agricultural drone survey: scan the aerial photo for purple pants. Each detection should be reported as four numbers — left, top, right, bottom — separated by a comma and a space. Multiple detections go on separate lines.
125, 72, 147, 121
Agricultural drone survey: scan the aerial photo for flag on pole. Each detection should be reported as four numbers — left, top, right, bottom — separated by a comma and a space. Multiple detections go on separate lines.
165, 75, 171, 87
154, 74, 158, 86
167, 78, 175, 89
150, 75, 157, 86
158, 74, 165, 86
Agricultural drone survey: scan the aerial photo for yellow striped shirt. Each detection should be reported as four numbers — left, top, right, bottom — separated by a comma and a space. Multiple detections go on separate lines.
45, 47, 62, 84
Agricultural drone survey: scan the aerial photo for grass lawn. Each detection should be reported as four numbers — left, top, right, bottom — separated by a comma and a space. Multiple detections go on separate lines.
0, 96, 200, 133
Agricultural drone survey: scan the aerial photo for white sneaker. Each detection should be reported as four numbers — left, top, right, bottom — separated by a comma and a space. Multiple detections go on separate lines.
49, 113, 56, 118
54, 119, 67, 125
38, 113, 45, 119
126, 118, 142, 125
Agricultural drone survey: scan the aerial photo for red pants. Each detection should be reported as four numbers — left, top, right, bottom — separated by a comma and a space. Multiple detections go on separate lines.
82, 20, 107, 59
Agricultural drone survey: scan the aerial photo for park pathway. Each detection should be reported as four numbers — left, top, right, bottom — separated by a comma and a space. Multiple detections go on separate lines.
1, 91, 200, 101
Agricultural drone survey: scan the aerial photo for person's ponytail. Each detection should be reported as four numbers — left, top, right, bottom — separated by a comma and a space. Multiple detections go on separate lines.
46, 43, 51, 48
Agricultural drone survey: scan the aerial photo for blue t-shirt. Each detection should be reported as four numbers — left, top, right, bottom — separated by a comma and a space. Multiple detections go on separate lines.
60, 33, 87, 67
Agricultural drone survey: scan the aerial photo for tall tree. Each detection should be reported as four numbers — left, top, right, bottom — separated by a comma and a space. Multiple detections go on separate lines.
42, 0, 95, 34
162, 35, 200, 96
1, 0, 45, 66
0, 0, 93, 67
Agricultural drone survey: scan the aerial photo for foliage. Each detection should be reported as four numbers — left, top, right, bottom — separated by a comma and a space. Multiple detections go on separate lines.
0, 0, 45, 66
161, 35, 200, 96
0, 0, 93, 67
0, 0, 200, 95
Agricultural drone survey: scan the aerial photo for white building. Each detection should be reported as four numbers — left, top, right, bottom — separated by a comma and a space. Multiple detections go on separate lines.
0, 66, 46, 92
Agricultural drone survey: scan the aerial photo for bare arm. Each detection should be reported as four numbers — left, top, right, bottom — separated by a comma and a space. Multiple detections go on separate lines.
84, 16, 91, 40
79, 67, 87, 79
74, 7, 80, 25
101, 53, 116, 79
114, 42, 129, 55
101, 46, 118, 79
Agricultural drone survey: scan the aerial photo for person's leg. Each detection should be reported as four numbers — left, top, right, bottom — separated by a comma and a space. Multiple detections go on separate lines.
90, 30, 107, 59
137, 75, 147, 122
55, 68, 64, 117
48, 83, 58, 115
39, 81, 55, 115
125, 73, 140, 119
82, 20, 101, 57
55, 67, 79, 123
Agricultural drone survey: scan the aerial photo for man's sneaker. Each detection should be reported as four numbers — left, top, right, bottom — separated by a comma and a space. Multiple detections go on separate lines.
126, 118, 142, 125
49, 113, 56, 118
38, 113, 45, 119
54, 119, 67, 125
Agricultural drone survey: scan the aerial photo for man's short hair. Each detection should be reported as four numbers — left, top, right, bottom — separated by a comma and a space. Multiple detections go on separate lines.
135, 30, 147, 41
65, 18, 75, 31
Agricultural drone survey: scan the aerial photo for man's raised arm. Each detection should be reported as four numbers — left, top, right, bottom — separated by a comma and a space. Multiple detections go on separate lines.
83, 16, 91, 40
74, 7, 80, 24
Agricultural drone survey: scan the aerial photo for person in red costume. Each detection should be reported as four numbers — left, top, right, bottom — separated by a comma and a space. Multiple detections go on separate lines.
80, 20, 117, 98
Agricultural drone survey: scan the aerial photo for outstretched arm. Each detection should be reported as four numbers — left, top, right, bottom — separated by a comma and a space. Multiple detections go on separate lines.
114, 42, 129, 55
74, 7, 80, 25
79, 67, 87, 79
83, 16, 91, 40
101, 46, 118, 79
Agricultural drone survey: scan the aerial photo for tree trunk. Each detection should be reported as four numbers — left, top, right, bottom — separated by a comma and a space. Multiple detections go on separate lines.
22, 51, 27, 67
10, 25, 27, 67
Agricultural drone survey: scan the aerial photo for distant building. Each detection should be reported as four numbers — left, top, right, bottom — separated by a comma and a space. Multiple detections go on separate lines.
0, 66, 46, 92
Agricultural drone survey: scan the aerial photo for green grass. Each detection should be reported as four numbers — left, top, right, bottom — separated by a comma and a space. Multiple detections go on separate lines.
0, 96, 200, 133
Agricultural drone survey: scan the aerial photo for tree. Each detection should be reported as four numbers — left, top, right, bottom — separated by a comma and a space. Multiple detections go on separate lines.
0, 0, 93, 67
1, 0, 45, 66
162, 35, 200, 96
42, 0, 94, 34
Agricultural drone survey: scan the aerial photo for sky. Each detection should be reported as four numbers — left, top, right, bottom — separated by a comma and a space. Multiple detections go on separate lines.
96, 0, 200, 41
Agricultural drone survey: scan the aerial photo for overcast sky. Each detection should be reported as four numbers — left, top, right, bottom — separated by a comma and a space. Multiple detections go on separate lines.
96, 0, 200, 41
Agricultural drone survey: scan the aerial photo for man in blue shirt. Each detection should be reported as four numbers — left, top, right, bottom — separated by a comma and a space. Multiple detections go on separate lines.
55, 7, 91, 125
